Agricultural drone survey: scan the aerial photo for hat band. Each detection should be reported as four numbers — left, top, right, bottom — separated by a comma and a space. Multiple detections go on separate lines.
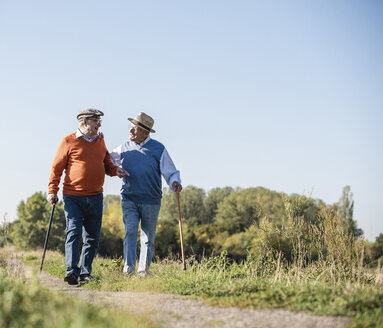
135, 121, 152, 132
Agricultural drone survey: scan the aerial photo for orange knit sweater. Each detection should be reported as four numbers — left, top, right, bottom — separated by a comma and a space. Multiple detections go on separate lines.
48, 132, 118, 196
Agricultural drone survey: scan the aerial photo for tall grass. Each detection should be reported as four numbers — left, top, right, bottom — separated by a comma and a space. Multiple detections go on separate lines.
23, 245, 382, 327
0, 250, 158, 328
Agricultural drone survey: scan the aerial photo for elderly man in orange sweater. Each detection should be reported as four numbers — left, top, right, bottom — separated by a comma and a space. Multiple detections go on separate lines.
47, 108, 128, 285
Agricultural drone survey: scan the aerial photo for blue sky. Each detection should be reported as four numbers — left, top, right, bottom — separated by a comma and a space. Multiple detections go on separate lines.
0, 1, 382, 241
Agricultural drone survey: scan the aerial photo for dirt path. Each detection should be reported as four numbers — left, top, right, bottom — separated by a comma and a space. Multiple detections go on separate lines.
17, 261, 350, 328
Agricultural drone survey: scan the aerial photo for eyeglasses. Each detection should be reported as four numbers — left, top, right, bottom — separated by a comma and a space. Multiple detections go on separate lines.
87, 118, 102, 124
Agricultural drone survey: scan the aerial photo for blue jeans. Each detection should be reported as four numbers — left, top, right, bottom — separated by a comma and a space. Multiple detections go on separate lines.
121, 197, 161, 273
63, 194, 103, 278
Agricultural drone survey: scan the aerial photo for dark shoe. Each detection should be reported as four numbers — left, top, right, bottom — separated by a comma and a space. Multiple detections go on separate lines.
79, 274, 95, 285
64, 273, 78, 285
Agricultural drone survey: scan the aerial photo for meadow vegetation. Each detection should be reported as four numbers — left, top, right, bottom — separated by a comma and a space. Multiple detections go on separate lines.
0, 248, 157, 328
1, 185, 383, 327
20, 244, 383, 328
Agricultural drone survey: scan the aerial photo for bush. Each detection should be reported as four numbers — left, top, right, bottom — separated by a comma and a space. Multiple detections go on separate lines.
12, 192, 65, 252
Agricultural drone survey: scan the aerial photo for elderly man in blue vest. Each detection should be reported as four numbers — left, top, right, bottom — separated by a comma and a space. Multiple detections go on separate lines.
111, 112, 182, 276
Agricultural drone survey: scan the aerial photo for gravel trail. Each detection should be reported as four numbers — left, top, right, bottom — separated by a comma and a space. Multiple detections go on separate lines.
15, 262, 351, 328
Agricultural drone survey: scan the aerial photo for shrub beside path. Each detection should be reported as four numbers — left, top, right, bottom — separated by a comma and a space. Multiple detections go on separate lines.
17, 262, 351, 328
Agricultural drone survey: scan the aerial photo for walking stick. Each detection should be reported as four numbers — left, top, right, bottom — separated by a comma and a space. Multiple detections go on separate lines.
176, 190, 186, 270
40, 203, 56, 272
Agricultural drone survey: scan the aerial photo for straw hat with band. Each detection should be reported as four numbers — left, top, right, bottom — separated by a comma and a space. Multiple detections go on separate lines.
128, 112, 156, 133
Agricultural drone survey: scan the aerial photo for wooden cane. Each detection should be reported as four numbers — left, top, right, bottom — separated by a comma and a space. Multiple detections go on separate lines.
176, 190, 186, 270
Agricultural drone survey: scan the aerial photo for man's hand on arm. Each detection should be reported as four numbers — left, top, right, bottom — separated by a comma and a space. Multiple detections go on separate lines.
172, 181, 182, 193
116, 167, 129, 178
47, 194, 58, 204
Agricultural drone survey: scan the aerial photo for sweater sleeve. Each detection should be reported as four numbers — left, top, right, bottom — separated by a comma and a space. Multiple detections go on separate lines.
104, 151, 118, 177
102, 139, 118, 177
48, 137, 69, 194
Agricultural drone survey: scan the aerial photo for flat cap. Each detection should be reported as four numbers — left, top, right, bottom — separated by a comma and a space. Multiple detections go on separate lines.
77, 108, 104, 120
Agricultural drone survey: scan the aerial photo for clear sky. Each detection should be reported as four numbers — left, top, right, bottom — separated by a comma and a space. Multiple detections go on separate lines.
0, 1, 382, 241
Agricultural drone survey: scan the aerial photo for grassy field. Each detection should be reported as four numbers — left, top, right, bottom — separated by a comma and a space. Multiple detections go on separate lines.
0, 248, 159, 328
17, 248, 383, 328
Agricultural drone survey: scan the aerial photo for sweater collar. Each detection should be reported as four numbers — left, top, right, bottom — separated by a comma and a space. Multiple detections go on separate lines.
76, 129, 98, 142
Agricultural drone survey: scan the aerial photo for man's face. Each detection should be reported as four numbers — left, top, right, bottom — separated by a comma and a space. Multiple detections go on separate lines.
85, 116, 102, 137
129, 124, 149, 143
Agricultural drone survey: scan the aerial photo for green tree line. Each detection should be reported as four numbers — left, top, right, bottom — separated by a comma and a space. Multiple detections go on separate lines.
1, 186, 382, 265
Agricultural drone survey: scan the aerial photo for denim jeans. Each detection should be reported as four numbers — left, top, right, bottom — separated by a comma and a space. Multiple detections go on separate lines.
121, 197, 161, 273
63, 193, 103, 279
